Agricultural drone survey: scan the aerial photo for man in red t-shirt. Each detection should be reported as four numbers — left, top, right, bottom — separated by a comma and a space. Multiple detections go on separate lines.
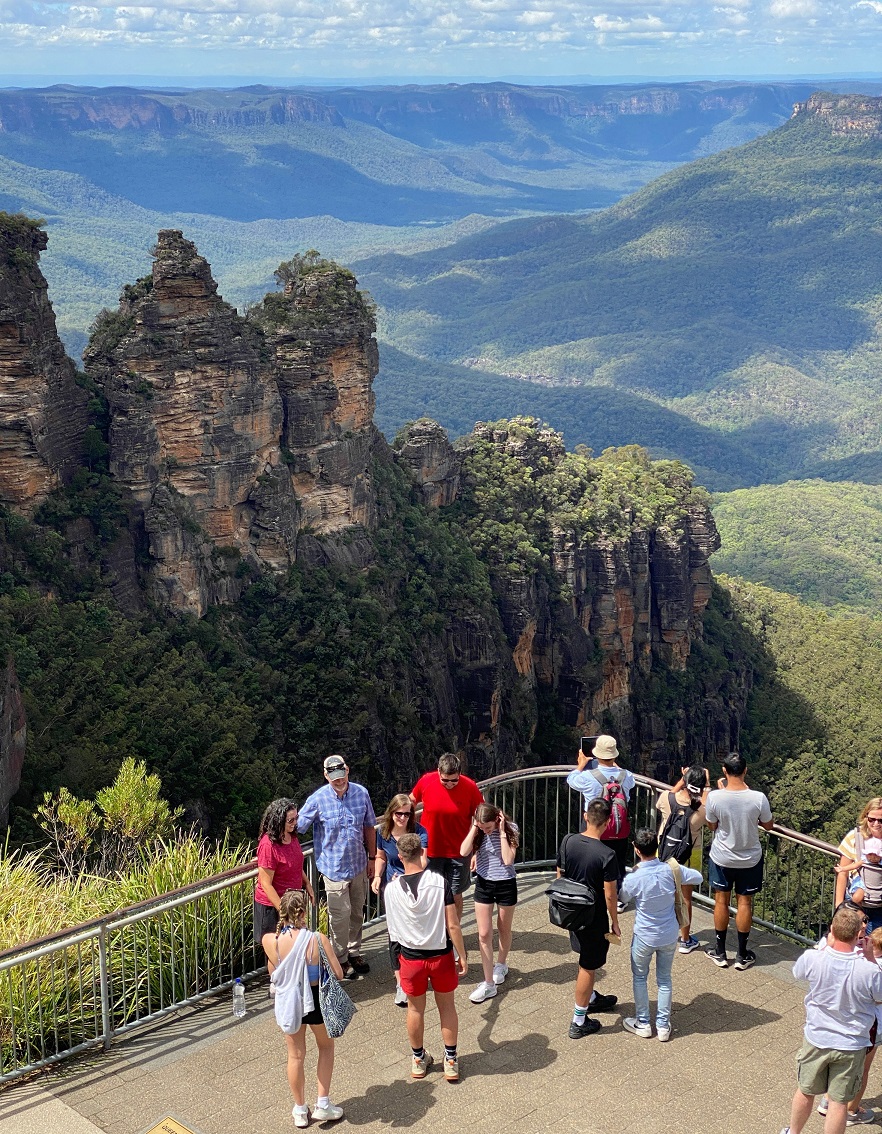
411, 753, 483, 925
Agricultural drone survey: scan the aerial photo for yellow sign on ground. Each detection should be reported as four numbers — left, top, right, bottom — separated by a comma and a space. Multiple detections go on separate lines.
141, 1119, 199, 1134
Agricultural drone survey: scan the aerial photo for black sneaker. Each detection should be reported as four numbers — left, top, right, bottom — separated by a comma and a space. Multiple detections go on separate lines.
734, 950, 756, 971
589, 992, 618, 1012
341, 963, 359, 981
348, 955, 370, 975
705, 947, 729, 968
568, 1018, 601, 1039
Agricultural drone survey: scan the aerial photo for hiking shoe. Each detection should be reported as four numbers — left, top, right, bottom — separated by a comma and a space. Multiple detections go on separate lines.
568, 1018, 601, 1039
705, 947, 729, 968
679, 935, 700, 954
657, 1025, 672, 1042
734, 950, 757, 971
311, 1103, 344, 1122
411, 1051, 434, 1079
589, 992, 618, 1012
292, 1108, 310, 1128
469, 980, 497, 1004
492, 962, 509, 984
444, 1054, 460, 1082
846, 1108, 875, 1125
348, 955, 370, 975
394, 985, 408, 1007
817, 1097, 829, 1117
623, 1017, 653, 1038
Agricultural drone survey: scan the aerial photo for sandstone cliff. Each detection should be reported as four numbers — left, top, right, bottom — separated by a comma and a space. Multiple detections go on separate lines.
791, 92, 882, 136
0, 214, 88, 512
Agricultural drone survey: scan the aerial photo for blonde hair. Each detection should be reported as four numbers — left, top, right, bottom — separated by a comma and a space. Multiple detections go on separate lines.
278, 889, 308, 931
858, 798, 882, 839
870, 927, 882, 955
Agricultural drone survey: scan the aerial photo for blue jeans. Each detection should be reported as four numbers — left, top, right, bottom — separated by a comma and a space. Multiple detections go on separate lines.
630, 933, 677, 1030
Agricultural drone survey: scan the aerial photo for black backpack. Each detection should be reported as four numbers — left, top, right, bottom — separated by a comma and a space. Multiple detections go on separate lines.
658, 792, 694, 865
547, 835, 596, 932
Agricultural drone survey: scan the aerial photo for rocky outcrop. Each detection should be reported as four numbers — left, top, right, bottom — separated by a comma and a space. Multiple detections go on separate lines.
791, 92, 882, 137
83, 230, 301, 615
393, 418, 461, 507
0, 656, 26, 827
0, 214, 88, 512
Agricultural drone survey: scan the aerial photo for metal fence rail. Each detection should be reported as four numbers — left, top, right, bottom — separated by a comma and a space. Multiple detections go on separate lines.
0, 764, 841, 1084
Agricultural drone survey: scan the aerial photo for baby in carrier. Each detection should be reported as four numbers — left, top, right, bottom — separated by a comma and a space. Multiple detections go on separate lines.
839, 835, 882, 906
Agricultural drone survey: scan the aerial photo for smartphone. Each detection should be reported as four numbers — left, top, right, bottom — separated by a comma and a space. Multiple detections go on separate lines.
580, 736, 599, 757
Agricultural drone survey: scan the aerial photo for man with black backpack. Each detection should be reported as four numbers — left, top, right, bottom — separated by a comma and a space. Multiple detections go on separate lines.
555, 798, 622, 1039
567, 735, 635, 896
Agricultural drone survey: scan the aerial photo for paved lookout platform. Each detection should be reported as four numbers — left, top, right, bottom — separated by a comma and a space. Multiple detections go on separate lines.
1, 874, 861, 1134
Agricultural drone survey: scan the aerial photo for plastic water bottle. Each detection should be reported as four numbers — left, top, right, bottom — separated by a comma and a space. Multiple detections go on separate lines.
233, 978, 246, 1018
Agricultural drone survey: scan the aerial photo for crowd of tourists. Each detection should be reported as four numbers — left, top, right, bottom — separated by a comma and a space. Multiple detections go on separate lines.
251, 739, 882, 1134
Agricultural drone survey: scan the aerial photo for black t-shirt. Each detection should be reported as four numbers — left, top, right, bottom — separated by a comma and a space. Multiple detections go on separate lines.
556, 834, 618, 931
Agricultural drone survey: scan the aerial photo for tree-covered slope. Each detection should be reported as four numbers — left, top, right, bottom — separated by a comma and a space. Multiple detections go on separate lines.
712, 480, 882, 615
361, 94, 882, 489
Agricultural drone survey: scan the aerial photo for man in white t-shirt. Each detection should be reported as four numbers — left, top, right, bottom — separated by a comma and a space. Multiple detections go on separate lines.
704, 751, 774, 971
780, 904, 882, 1134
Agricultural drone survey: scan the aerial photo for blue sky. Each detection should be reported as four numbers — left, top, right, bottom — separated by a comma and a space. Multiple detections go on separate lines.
0, 0, 880, 82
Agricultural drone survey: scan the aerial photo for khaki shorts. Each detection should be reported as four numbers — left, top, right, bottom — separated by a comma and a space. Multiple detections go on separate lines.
796, 1039, 866, 1103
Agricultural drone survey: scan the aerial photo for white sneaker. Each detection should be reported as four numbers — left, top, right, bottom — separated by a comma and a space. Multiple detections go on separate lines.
292, 1107, 309, 1128
311, 1103, 344, 1122
492, 962, 509, 985
622, 1017, 653, 1038
657, 1025, 672, 1042
469, 980, 497, 1003
394, 985, 408, 1007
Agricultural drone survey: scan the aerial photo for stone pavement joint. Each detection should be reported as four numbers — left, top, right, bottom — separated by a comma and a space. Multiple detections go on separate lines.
2, 872, 879, 1134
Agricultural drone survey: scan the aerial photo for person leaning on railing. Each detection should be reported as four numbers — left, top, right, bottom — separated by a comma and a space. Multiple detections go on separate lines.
834, 798, 882, 933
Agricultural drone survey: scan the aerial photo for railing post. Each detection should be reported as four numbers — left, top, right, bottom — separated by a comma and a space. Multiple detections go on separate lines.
97, 924, 112, 1052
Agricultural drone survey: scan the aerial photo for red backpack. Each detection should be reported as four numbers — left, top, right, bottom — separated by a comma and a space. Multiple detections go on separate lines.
590, 768, 631, 839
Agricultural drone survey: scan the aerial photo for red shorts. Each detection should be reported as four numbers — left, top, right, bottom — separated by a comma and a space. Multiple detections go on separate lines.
398, 951, 458, 997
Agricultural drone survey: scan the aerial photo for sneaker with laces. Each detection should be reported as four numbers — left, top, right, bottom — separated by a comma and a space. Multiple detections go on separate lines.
411, 1051, 434, 1079
589, 992, 618, 1012
311, 1103, 344, 1122
657, 1025, 672, 1042
444, 1054, 460, 1082
394, 985, 408, 1007
469, 980, 497, 1003
292, 1108, 310, 1128
705, 947, 729, 968
568, 1018, 601, 1039
492, 962, 509, 984
622, 1017, 653, 1038
846, 1108, 876, 1125
733, 950, 756, 971
678, 935, 700, 954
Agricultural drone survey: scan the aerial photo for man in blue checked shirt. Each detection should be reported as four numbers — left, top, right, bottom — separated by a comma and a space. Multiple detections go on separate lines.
298, 755, 378, 980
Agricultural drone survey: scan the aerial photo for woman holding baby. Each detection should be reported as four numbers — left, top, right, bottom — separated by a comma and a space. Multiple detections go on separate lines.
834, 796, 882, 931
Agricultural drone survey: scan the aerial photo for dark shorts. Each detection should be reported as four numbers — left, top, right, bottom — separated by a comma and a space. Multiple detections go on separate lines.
254, 899, 279, 945
602, 838, 629, 884
474, 875, 518, 907
708, 854, 765, 896
303, 984, 324, 1027
427, 855, 471, 895
569, 929, 611, 973
399, 951, 459, 996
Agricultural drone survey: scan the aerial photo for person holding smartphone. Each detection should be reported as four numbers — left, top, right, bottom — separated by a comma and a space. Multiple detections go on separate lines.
567, 734, 635, 895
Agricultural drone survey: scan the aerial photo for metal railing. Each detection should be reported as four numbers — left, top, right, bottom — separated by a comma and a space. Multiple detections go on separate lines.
0, 764, 841, 1084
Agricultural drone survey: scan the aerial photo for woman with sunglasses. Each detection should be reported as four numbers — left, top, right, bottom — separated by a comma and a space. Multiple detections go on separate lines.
372, 793, 429, 1006
835, 798, 882, 932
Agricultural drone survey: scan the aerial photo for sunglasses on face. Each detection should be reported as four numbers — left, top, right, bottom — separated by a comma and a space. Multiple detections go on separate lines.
868, 817, 882, 824
440, 776, 460, 785
393, 810, 412, 819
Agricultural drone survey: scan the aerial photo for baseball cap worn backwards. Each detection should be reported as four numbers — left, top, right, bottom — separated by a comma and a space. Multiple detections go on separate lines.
324, 756, 347, 780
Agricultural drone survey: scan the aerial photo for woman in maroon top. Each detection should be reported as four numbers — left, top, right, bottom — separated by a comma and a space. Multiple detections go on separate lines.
254, 798, 315, 972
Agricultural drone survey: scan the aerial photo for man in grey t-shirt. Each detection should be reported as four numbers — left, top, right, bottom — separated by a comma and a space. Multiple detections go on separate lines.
704, 751, 774, 971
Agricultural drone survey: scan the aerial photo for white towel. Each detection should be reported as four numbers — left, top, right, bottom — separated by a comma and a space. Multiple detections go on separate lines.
271, 929, 316, 1035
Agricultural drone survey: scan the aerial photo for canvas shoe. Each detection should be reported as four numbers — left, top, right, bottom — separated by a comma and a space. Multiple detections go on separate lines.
622, 1017, 653, 1038
292, 1108, 310, 1128
311, 1103, 344, 1122
705, 947, 729, 968
679, 935, 700, 954
411, 1051, 434, 1079
657, 1025, 672, 1042
469, 980, 498, 1004
734, 950, 757, 971
492, 962, 509, 984
444, 1054, 460, 1082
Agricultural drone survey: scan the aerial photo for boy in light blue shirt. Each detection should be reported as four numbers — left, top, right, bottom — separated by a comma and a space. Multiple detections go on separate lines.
618, 827, 702, 1042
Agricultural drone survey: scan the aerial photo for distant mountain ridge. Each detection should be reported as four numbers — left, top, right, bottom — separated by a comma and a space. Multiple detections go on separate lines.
362, 91, 882, 490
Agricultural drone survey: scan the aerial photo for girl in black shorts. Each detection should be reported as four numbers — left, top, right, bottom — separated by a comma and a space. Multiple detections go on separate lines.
460, 803, 520, 1004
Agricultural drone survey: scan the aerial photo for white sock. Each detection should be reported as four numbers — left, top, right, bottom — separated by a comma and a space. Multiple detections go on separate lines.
293, 1105, 308, 1115
317, 1097, 330, 1110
